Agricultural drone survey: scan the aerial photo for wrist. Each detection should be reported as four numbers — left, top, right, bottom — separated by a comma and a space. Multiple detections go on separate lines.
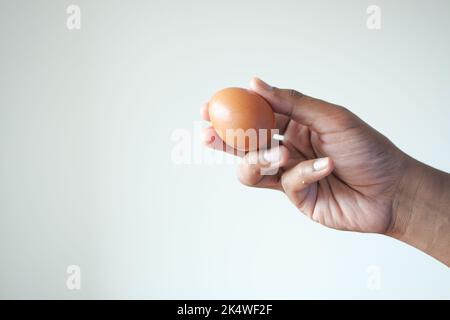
386, 156, 424, 239
386, 155, 450, 266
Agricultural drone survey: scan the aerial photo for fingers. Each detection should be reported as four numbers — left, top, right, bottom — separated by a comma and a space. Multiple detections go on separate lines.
250, 77, 352, 133
250, 77, 298, 117
280, 157, 334, 212
200, 102, 210, 121
201, 103, 245, 156
200, 101, 289, 156
237, 146, 290, 189
202, 126, 245, 157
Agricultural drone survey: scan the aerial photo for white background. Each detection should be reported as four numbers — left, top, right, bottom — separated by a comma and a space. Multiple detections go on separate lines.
0, 0, 449, 298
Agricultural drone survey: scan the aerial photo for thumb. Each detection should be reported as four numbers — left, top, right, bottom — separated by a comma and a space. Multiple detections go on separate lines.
250, 77, 351, 133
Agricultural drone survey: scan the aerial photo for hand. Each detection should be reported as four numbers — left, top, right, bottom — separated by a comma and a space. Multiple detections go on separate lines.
201, 77, 450, 266
201, 77, 409, 234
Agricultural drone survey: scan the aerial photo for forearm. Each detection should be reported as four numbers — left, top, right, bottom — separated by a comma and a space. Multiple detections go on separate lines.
388, 157, 450, 266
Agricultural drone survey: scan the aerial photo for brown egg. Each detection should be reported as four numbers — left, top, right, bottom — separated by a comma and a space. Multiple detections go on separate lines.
209, 87, 275, 152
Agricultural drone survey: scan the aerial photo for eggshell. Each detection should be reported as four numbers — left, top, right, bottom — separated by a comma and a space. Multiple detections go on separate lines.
209, 87, 275, 151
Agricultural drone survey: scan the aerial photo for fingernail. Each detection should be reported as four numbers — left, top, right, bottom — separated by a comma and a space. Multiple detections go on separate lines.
263, 147, 280, 163
201, 131, 215, 143
254, 77, 273, 91
313, 157, 329, 171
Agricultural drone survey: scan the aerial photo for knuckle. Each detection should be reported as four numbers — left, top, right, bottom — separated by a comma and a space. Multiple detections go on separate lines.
335, 105, 354, 119
237, 172, 253, 187
287, 89, 303, 99
333, 106, 360, 129
236, 165, 259, 187
281, 166, 309, 194
297, 164, 310, 180
280, 174, 290, 192
335, 104, 348, 113
280, 174, 296, 193
274, 88, 303, 100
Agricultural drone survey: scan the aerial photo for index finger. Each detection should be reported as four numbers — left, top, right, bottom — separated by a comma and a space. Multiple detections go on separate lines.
200, 102, 210, 121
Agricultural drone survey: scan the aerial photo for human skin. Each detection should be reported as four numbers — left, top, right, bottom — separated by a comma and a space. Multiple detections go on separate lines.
200, 77, 450, 266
